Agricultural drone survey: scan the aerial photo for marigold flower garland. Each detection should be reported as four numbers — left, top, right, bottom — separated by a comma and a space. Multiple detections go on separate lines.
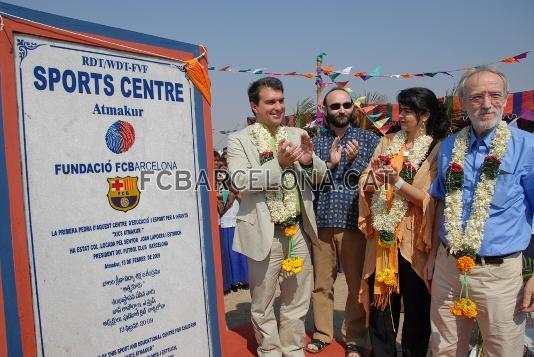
444, 120, 511, 318
371, 130, 433, 291
250, 123, 302, 274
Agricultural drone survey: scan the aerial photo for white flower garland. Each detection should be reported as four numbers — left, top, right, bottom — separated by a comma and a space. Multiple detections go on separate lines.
371, 130, 433, 234
382, 130, 434, 170
445, 120, 511, 255
250, 123, 297, 224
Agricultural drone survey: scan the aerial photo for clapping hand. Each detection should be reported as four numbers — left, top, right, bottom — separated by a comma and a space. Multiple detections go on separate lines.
345, 139, 360, 161
329, 137, 342, 168
277, 139, 303, 169
298, 133, 313, 166
328, 138, 359, 170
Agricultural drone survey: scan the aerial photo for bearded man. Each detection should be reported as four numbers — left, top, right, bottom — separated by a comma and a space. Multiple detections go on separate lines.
306, 88, 379, 357
425, 66, 534, 356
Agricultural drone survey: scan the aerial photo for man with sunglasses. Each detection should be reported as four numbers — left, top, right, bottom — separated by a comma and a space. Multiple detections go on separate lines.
307, 88, 379, 357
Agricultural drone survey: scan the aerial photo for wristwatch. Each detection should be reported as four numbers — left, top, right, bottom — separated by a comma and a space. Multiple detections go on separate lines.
393, 177, 405, 190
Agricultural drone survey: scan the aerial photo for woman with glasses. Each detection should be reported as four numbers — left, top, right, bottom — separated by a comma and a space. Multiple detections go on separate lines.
358, 87, 450, 357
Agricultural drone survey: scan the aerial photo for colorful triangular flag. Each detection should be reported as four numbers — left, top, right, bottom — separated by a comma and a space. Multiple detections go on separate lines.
340, 66, 353, 75
323, 64, 334, 75
354, 96, 366, 108
329, 72, 341, 81
501, 52, 529, 63
368, 66, 382, 77
374, 117, 390, 128
335, 81, 350, 88
367, 113, 383, 121
361, 105, 377, 113
379, 123, 394, 135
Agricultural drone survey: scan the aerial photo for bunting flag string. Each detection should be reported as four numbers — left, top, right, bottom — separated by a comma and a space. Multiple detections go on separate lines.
207, 51, 531, 81
208, 65, 315, 78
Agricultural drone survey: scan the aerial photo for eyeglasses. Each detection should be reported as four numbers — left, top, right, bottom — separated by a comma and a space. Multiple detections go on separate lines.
328, 102, 353, 110
467, 92, 505, 105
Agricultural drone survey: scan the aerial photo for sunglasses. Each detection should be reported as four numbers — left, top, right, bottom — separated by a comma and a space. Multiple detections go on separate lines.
328, 102, 353, 110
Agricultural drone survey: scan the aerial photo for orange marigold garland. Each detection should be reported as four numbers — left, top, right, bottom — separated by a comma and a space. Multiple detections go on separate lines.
283, 224, 297, 237
282, 256, 303, 274
462, 298, 478, 319
456, 256, 475, 273
281, 218, 303, 274
375, 249, 397, 294
449, 297, 478, 319
376, 267, 397, 288
450, 264, 478, 319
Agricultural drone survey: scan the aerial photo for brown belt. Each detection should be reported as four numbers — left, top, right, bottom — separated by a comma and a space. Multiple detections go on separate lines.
440, 241, 518, 265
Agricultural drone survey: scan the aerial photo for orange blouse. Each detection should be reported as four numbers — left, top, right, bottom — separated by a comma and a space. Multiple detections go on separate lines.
357, 134, 440, 318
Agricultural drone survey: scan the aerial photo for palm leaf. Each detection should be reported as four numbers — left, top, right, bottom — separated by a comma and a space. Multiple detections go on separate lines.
291, 96, 316, 128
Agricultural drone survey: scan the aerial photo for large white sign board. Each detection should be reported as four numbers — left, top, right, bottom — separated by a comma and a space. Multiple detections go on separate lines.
14, 34, 211, 357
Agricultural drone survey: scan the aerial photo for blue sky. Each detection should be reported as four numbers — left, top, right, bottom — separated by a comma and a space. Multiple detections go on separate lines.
3, 0, 534, 148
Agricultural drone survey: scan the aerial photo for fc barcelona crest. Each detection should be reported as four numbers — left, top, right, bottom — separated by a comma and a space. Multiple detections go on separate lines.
107, 176, 140, 212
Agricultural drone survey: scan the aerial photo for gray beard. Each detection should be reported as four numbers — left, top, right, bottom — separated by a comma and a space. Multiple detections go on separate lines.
470, 110, 504, 136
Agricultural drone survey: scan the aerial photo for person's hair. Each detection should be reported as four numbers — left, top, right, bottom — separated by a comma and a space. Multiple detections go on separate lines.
322, 87, 350, 106
397, 87, 450, 141
247, 77, 284, 105
457, 65, 509, 101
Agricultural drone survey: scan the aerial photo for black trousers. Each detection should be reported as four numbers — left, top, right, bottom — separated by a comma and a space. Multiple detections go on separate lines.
368, 252, 431, 357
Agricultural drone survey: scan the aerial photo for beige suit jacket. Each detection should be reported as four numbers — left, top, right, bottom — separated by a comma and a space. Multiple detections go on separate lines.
227, 125, 327, 261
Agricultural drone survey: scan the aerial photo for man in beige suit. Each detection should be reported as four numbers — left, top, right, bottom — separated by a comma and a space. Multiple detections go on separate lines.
227, 77, 326, 357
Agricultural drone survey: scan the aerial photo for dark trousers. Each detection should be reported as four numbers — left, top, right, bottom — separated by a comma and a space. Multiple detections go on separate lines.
368, 253, 431, 357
